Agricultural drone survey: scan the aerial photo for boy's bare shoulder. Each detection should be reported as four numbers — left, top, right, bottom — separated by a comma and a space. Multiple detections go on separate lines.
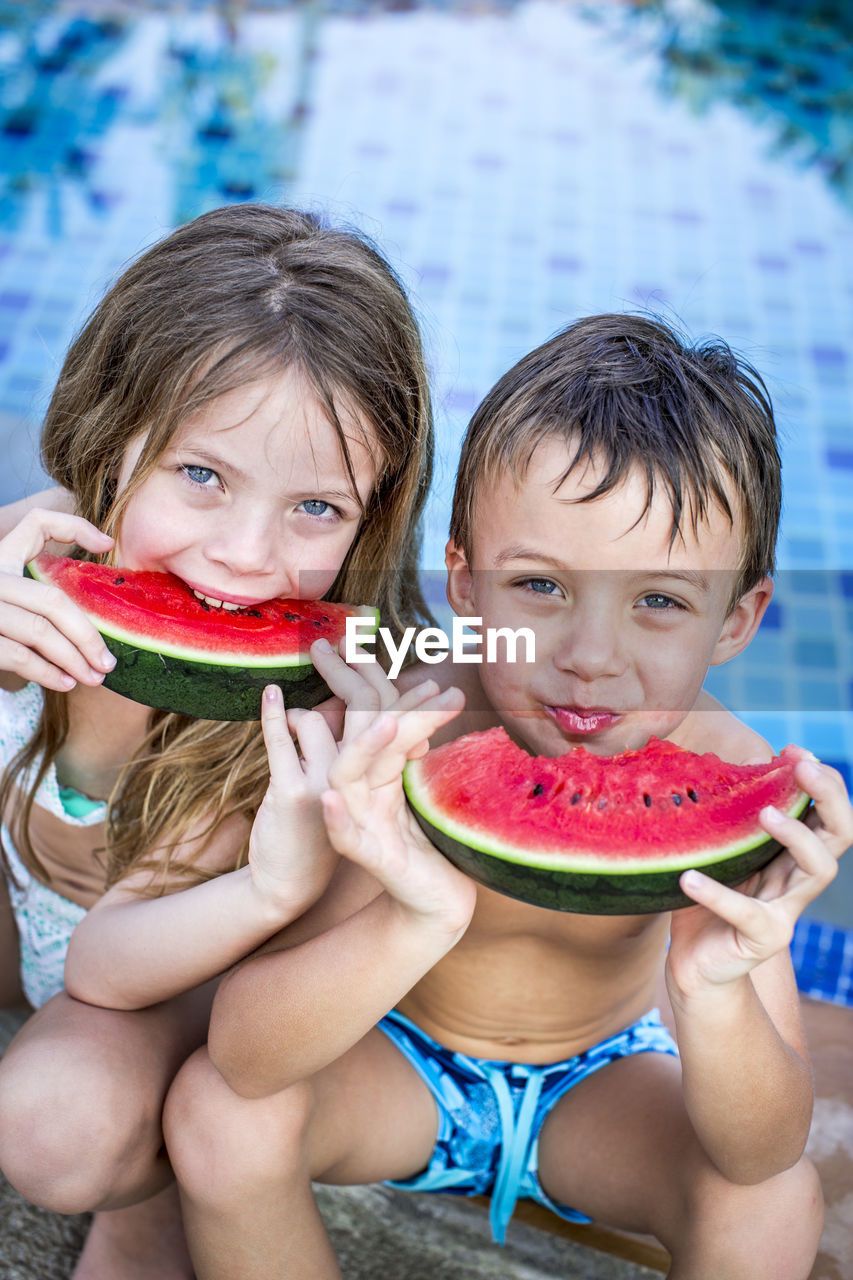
673, 689, 773, 764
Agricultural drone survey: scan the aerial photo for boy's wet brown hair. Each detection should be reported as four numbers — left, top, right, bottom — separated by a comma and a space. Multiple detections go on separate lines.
449, 313, 781, 609
3, 203, 434, 895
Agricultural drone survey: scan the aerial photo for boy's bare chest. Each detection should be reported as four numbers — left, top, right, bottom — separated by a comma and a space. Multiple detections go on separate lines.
397, 887, 671, 1064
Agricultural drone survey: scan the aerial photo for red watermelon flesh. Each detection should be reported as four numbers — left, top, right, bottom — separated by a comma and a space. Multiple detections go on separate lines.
30, 553, 364, 664
27, 552, 377, 721
403, 729, 811, 913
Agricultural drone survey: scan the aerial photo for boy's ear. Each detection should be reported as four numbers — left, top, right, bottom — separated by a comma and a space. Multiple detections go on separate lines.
710, 576, 774, 667
445, 538, 477, 617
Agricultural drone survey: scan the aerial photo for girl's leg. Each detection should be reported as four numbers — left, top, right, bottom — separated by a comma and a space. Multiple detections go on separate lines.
0, 983, 217, 1280
535, 1052, 823, 1280
165, 1027, 440, 1280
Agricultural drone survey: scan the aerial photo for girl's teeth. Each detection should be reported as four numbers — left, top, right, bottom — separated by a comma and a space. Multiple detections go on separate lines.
192, 589, 240, 610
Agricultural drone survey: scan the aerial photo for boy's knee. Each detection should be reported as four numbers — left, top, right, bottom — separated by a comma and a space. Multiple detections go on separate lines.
675, 1156, 823, 1280
0, 1051, 156, 1213
165, 1047, 314, 1203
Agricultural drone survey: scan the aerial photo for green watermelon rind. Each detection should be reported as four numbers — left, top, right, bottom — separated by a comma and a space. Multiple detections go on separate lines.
101, 639, 333, 722
403, 762, 811, 915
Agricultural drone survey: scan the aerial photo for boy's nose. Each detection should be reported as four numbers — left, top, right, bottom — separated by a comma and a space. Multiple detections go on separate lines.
552, 606, 627, 681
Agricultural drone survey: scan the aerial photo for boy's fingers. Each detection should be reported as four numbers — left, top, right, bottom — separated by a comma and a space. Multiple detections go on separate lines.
679, 871, 789, 955
760, 805, 840, 897
327, 714, 398, 791
792, 760, 853, 855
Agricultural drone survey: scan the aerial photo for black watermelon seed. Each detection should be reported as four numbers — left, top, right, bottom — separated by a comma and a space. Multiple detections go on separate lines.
284, 612, 298, 622
113, 576, 125, 585
199, 600, 210, 611
322, 615, 330, 623
643, 793, 652, 807
571, 792, 581, 804
687, 788, 699, 803
247, 610, 262, 618
530, 782, 545, 797
672, 793, 682, 805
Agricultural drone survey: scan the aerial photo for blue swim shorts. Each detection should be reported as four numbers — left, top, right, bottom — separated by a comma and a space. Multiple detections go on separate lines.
377, 1007, 679, 1244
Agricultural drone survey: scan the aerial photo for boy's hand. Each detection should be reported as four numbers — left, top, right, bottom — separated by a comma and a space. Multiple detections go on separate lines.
248, 642, 464, 918
0, 509, 116, 690
668, 754, 853, 995
321, 683, 477, 938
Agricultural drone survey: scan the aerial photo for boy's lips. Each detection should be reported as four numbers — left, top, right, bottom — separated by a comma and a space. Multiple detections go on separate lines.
544, 705, 623, 735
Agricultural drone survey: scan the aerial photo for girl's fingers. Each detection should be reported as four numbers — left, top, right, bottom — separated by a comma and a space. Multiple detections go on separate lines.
260, 686, 302, 778
0, 508, 112, 573
0, 595, 114, 684
290, 706, 339, 781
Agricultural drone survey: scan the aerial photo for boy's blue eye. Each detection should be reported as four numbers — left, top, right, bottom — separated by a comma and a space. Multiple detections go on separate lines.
640, 593, 680, 610
182, 464, 219, 488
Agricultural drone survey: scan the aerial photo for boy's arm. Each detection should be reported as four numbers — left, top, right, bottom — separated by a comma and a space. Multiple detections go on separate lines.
208, 685, 478, 1099
668, 755, 853, 1183
64, 687, 344, 1009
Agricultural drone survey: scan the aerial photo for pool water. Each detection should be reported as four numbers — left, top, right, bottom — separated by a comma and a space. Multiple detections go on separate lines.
0, 0, 850, 952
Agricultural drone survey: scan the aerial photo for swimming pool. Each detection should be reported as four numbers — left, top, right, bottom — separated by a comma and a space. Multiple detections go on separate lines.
0, 0, 850, 949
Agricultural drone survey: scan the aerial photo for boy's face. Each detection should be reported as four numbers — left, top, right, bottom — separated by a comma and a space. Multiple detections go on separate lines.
446, 440, 771, 757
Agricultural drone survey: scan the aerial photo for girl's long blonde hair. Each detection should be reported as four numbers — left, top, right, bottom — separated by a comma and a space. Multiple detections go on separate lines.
1, 204, 434, 894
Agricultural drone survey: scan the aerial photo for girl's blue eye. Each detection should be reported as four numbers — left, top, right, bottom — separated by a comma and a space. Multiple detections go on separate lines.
182, 464, 219, 488
300, 499, 332, 518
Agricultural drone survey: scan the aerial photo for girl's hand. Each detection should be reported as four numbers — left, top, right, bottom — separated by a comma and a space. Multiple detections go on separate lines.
321, 687, 477, 939
247, 684, 342, 915
667, 755, 853, 996
0, 508, 115, 690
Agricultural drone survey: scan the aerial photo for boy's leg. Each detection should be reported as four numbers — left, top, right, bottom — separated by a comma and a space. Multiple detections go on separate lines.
165, 1026, 441, 1280
535, 1052, 823, 1280
0, 984, 216, 1280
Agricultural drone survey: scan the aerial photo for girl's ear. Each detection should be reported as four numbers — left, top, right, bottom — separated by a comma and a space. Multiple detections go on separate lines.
445, 538, 477, 617
710, 576, 774, 667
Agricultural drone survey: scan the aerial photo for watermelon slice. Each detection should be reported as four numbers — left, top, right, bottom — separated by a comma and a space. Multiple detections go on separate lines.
27, 553, 377, 721
403, 729, 811, 914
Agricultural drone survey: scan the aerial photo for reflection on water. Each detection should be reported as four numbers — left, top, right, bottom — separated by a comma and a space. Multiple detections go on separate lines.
0, 0, 850, 802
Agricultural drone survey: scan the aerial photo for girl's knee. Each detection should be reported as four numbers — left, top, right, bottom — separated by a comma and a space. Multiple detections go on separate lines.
0, 1045, 160, 1212
165, 1048, 314, 1204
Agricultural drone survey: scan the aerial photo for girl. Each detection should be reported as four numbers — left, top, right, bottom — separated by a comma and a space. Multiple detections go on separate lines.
0, 202, 434, 1280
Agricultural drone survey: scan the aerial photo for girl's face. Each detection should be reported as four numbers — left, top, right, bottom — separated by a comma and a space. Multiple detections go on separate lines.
113, 367, 378, 604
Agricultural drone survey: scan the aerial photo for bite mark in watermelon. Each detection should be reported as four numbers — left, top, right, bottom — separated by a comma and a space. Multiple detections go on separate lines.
403, 729, 811, 914
27, 553, 378, 721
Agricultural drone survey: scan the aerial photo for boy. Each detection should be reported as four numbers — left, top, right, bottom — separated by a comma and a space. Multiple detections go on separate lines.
165, 315, 852, 1279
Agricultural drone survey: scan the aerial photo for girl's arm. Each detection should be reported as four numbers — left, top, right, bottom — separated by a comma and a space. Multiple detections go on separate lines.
207, 684, 477, 1099
63, 687, 344, 1010
668, 756, 853, 1183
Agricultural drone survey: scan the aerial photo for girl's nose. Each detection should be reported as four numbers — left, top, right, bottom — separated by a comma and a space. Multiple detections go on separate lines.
206, 512, 287, 585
